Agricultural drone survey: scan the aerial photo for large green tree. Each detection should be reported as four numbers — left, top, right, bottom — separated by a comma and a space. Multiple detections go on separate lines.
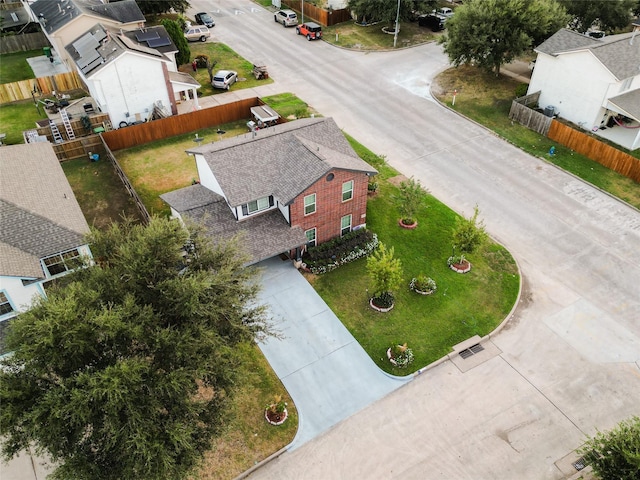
136, 0, 190, 15
347, 0, 437, 26
0, 218, 269, 480
558, 0, 636, 33
161, 18, 190, 66
440, 0, 569, 75
578, 416, 640, 479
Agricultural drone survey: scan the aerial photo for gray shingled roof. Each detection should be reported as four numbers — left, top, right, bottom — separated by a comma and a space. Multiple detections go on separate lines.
0, 143, 90, 279
30, 0, 144, 35
536, 28, 640, 80
608, 88, 640, 121
161, 185, 307, 265
187, 117, 378, 207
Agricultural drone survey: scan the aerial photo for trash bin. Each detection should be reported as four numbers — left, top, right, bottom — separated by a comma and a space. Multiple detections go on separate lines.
43, 46, 52, 58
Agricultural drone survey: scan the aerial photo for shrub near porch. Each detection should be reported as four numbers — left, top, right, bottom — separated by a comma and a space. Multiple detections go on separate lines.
307, 141, 520, 374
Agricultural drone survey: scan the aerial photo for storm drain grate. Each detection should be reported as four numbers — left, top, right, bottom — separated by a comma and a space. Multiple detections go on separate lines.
459, 343, 484, 359
572, 457, 587, 471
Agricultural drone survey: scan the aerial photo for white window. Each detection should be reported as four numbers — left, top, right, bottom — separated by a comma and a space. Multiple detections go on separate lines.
304, 193, 316, 215
305, 228, 317, 247
42, 248, 81, 277
340, 214, 352, 236
342, 180, 354, 202
242, 196, 273, 216
0, 292, 14, 316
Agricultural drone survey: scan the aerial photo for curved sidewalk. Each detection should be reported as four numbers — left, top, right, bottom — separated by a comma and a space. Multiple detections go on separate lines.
255, 257, 410, 449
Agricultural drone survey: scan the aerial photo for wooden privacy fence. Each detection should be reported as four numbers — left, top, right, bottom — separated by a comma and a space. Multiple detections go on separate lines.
0, 71, 86, 103
102, 138, 152, 224
548, 121, 640, 183
281, 0, 352, 26
0, 32, 49, 54
102, 97, 267, 151
509, 91, 552, 136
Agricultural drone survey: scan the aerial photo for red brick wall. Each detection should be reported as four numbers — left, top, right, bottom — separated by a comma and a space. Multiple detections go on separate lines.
289, 169, 370, 245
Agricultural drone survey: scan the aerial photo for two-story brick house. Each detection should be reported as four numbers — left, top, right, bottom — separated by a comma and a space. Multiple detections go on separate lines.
160, 117, 378, 265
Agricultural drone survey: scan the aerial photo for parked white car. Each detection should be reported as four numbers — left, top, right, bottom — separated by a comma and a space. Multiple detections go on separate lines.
184, 26, 210, 42
212, 70, 238, 90
274, 9, 298, 27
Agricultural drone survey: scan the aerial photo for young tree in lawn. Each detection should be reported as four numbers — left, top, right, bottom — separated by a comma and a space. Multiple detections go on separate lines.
161, 18, 190, 66
398, 177, 425, 225
0, 217, 270, 480
367, 242, 403, 308
440, 0, 569, 75
578, 416, 640, 479
452, 205, 488, 254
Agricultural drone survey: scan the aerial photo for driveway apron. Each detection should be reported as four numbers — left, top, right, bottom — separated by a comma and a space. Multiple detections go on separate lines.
255, 257, 410, 449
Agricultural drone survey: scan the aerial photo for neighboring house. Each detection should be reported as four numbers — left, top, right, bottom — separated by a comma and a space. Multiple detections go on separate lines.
0, 1, 31, 33
65, 23, 199, 128
29, 0, 145, 68
527, 25, 640, 150
161, 117, 378, 265
0, 143, 92, 354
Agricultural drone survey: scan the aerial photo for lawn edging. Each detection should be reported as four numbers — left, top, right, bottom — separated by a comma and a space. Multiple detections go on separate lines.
232, 445, 289, 480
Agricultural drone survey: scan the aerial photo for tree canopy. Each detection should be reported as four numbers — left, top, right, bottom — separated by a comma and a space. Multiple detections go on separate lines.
0, 217, 270, 480
347, 0, 437, 26
440, 0, 569, 75
578, 416, 640, 479
559, 0, 636, 33
135, 0, 190, 15
161, 18, 190, 66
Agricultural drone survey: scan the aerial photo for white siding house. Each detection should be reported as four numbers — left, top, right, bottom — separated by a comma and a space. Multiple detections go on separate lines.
528, 26, 640, 150
0, 143, 92, 354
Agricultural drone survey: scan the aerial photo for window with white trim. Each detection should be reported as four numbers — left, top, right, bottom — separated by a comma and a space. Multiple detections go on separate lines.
42, 248, 81, 277
242, 196, 273, 216
0, 292, 14, 316
340, 214, 352, 236
304, 193, 316, 215
305, 228, 317, 248
342, 180, 354, 202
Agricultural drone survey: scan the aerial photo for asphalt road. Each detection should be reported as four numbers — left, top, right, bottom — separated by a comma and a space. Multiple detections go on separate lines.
193, 3, 640, 479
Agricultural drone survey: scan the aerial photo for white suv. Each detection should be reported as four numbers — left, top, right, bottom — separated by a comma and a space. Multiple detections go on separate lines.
212, 70, 238, 90
274, 9, 297, 27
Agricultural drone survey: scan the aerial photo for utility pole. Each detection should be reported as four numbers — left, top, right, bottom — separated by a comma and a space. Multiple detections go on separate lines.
393, 0, 401, 48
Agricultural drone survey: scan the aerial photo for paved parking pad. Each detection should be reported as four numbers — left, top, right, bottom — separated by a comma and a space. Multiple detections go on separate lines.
256, 257, 410, 449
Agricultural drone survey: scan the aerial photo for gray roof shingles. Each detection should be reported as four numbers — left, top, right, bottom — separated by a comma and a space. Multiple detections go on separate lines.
0, 143, 90, 278
608, 88, 640, 120
30, 0, 144, 35
536, 28, 640, 80
188, 117, 377, 207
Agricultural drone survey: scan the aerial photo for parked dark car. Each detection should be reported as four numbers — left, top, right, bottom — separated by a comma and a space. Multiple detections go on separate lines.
418, 13, 446, 31
195, 12, 215, 28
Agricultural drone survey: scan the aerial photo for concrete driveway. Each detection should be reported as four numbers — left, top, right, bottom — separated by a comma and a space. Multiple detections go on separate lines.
255, 257, 409, 449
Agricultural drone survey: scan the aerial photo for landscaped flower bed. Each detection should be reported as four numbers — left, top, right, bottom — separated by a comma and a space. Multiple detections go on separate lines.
303, 229, 378, 274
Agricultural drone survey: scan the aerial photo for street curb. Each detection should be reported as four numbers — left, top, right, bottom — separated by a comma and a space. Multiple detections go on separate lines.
232, 445, 289, 480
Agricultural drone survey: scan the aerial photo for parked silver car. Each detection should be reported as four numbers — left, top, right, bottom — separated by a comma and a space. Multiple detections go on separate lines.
212, 70, 238, 90
274, 9, 298, 27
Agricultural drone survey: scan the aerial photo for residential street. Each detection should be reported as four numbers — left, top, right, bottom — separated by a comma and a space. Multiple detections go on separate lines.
191, 2, 640, 479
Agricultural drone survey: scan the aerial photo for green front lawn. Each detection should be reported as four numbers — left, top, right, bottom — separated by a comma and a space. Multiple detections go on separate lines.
179, 42, 274, 97
308, 139, 520, 374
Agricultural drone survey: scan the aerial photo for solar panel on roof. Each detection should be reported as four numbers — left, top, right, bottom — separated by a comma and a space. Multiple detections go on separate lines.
147, 37, 171, 48
136, 31, 160, 42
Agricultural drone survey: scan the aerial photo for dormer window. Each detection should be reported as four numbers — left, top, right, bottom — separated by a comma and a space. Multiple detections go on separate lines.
242, 196, 273, 216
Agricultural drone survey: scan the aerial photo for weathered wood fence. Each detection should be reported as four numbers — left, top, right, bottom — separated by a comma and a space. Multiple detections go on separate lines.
0, 32, 48, 54
508, 91, 552, 136
548, 121, 640, 183
102, 97, 268, 151
281, 0, 352, 26
0, 71, 86, 103
102, 139, 152, 224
